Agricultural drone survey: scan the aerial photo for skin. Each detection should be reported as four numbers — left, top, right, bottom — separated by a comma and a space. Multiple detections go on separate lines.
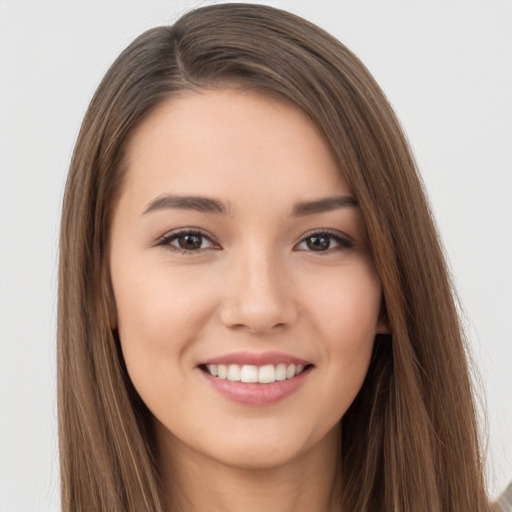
109, 89, 385, 512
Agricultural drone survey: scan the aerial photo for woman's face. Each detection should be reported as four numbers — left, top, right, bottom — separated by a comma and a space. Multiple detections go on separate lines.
109, 89, 385, 470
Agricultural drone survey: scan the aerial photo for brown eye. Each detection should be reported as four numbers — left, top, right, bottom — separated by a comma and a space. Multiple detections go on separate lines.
178, 233, 203, 250
159, 231, 217, 253
305, 234, 330, 251
295, 231, 354, 253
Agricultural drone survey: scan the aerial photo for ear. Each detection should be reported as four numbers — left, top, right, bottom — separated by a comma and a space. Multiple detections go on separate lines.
376, 299, 391, 335
376, 318, 391, 335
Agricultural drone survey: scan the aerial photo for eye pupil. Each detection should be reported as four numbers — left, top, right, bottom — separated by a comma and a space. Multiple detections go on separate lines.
306, 235, 330, 251
179, 234, 202, 250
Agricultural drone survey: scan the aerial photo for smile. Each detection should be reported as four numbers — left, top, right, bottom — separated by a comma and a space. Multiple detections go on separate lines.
205, 363, 306, 383
198, 352, 313, 405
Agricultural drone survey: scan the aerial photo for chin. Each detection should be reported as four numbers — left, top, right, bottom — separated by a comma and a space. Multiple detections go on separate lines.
199, 421, 341, 472
209, 439, 309, 471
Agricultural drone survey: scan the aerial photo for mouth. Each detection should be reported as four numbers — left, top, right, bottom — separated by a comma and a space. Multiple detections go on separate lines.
199, 362, 312, 384
197, 353, 314, 405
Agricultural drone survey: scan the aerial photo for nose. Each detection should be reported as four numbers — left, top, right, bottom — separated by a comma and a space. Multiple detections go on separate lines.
219, 248, 299, 334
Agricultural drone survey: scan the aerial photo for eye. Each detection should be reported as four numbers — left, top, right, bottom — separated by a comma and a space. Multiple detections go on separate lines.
295, 230, 353, 252
158, 230, 218, 253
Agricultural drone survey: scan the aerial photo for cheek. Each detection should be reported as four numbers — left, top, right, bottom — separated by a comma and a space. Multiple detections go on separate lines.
112, 262, 220, 377
307, 261, 382, 344
111, 262, 226, 425
303, 261, 381, 402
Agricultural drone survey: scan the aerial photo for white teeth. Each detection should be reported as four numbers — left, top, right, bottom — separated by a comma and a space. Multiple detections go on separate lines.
227, 364, 241, 381
240, 365, 258, 383
206, 364, 218, 377
275, 363, 287, 381
217, 364, 227, 379
206, 362, 308, 383
258, 364, 275, 383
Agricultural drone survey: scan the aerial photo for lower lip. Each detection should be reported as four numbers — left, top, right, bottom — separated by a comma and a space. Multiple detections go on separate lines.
199, 367, 312, 406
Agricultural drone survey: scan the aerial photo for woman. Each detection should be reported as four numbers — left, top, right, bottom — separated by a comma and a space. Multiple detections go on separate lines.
58, 3, 495, 511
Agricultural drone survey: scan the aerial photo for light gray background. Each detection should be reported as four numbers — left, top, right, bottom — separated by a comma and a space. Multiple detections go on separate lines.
1, 1, 511, 510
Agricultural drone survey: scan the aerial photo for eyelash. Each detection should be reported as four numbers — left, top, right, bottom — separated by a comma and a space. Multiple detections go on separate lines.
296, 229, 354, 253
157, 229, 219, 255
156, 228, 354, 254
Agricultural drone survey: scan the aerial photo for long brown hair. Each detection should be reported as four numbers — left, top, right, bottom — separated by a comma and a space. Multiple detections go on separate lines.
58, 3, 489, 511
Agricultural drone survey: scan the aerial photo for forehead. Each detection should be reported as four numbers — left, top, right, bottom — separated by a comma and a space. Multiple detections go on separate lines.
121, 89, 351, 211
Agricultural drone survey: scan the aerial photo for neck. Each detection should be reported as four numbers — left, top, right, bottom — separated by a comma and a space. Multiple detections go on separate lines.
157, 424, 342, 512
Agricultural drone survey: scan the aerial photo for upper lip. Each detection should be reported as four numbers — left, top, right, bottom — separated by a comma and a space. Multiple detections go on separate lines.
199, 351, 312, 367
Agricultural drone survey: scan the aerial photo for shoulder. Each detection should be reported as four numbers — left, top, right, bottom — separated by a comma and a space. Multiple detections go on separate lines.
496, 481, 512, 512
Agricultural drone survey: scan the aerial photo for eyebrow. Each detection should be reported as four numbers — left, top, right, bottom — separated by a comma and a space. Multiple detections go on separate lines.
143, 194, 229, 215
142, 193, 357, 217
292, 195, 357, 216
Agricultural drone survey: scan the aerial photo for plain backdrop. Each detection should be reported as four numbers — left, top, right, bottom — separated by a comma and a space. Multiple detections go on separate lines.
0, 1, 511, 510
